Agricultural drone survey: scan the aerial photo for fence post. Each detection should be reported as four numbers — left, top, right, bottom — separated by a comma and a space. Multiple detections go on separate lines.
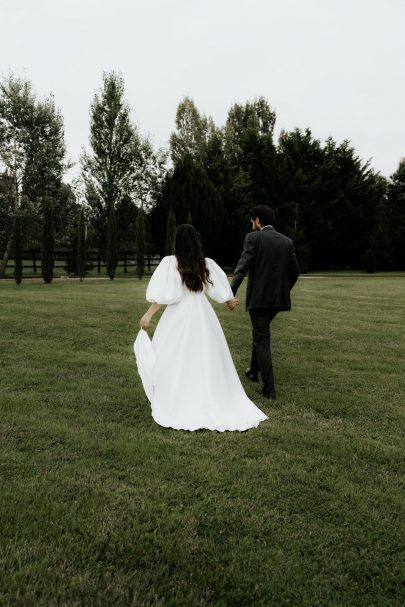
124, 252, 127, 273
147, 253, 151, 271
33, 250, 37, 274
97, 253, 101, 274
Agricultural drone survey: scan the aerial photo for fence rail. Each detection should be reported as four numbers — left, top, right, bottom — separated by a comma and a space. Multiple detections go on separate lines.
0, 250, 161, 275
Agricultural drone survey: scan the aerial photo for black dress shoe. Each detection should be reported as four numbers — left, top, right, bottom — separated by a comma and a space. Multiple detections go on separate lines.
245, 368, 259, 382
262, 389, 277, 400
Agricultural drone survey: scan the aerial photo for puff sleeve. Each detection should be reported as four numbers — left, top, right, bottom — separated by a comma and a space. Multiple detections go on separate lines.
204, 258, 233, 303
146, 256, 184, 305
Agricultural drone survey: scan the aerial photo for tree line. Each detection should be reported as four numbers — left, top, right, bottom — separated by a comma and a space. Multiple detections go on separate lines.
1, 71, 404, 284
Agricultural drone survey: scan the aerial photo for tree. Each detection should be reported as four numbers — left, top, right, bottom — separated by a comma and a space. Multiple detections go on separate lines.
384, 159, 405, 270
275, 128, 325, 270
225, 97, 277, 201
41, 199, 54, 283
160, 155, 222, 258
170, 97, 213, 165
131, 136, 167, 212
23, 96, 66, 202
221, 98, 278, 265
0, 76, 34, 276
81, 72, 139, 255
275, 130, 386, 270
77, 208, 86, 281
165, 206, 176, 255
0, 173, 14, 251
0, 75, 66, 276
13, 213, 22, 284
321, 139, 384, 269
136, 206, 145, 279
106, 202, 117, 279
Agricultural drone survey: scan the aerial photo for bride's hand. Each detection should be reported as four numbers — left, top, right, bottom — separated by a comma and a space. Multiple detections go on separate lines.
226, 298, 239, 310
139, 313, 151, 328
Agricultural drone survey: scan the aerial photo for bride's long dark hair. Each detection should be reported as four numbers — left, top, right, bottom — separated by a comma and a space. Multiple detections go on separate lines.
174, 224, 212, 292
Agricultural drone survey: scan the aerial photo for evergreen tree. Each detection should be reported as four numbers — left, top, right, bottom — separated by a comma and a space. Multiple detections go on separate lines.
77, 208, 86, 281
41, 199, 54, 283
166, 155, 222, 258
136, 207, 145, 279
223, 98, 277, 264
165, 206, 176, 255
387, 159, 405, 270
153, 93, 391, 270
81, 72, 139, 255
323, 140, 383, 269
370, 178, 394, 270
13, 213, 22, 285
106, 202, 118, 279
275, 128, 325, 270
225, 97, 277, 200
275, 130, 385, 270
170, 97, 212, 165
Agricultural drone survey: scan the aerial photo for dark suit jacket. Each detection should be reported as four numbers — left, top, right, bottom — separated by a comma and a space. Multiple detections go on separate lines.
231, 226, 300, 310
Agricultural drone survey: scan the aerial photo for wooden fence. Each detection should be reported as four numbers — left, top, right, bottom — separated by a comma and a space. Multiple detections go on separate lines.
0, 250, 161, 276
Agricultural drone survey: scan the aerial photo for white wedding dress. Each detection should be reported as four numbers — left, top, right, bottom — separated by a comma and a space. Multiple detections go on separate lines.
134, 256, 268, 432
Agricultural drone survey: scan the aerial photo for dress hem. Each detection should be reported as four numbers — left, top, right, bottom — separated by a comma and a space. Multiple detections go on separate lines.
152, 414, 268, 433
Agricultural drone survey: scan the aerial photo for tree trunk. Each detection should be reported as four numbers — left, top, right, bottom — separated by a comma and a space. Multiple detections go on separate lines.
0, 233, 13, 278
0, 179, 19, 278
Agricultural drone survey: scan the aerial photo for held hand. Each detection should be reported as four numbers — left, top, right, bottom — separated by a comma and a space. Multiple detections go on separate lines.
226, 298, 239, 310
139, 313, 152, 329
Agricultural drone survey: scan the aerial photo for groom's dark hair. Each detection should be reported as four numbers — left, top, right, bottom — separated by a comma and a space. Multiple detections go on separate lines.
250, 205, 275, 226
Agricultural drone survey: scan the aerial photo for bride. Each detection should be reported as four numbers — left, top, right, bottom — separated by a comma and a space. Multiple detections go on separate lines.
135, 224, 268, 432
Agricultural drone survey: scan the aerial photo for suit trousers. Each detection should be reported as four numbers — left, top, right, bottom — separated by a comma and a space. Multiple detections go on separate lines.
248, 308, 279, 394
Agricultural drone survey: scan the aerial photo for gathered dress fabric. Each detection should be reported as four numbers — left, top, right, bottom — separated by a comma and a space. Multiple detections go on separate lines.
134, 255, 268, 432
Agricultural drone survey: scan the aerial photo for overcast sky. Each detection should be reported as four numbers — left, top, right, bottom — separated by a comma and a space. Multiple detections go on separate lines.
2, 0, 404, 180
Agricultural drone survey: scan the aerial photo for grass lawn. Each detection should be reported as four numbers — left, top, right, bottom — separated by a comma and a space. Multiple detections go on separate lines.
0, 276, 404, 606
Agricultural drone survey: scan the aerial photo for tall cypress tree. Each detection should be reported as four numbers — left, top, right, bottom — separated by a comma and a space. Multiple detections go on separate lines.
81, 72, 139, 256
77, 208, 86, 281
41, 199, 54, 284
13, 214, 23, 285
135, 207, 145, 279
106, 202, 118, 279
165, 206, 176, 255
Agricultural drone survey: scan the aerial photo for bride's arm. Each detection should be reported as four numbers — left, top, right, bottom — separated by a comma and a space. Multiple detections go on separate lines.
139, 303, 162, 328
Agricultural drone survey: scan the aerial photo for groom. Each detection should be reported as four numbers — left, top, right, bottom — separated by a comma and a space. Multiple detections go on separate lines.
229, 205, 300, 399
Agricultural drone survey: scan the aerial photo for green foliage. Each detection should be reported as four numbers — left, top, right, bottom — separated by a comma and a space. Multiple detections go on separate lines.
81, 72, 139, 255
169, 96, 212, 165
387, 159, 405, 270
135, 207, 145, 279
152, 155, 223, 260
41, 198, 54, 283
13, 214, 22, 284
2, 74, 403, 272
77, 208, 86, 281
81, 72, 166, 259
22, 95, 66, 204
268, 129, 387, 270
0, 74, 66, 274
53, 183, 80, 248
106, 202, 118, 280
